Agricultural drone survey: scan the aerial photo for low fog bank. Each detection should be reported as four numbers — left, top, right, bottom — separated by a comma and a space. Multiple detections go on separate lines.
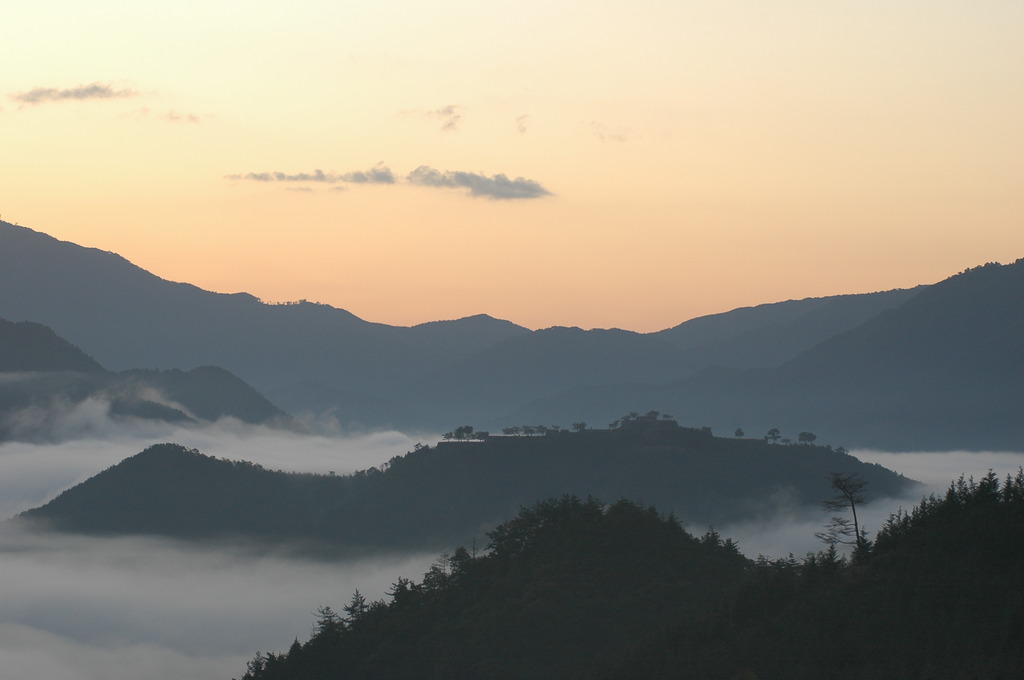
706, 449, 1024, 559
0, 524, 436, 680
0, 421, 441, 679
0, 420, 435, 517
4, 427, 1022, 680
852, 449, 1024, 490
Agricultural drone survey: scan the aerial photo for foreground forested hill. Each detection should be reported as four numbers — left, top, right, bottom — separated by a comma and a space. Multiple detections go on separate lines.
238, 471, 1024, 680
19, 419, 913, 552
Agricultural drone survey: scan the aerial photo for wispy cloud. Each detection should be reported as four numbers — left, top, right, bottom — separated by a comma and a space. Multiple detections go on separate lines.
400, 105, 462, 132
226, 163, 550, 199
165, 110, 201, 124
588, 121, 630, 143
224, 164, 395, 185
429, 105, 461, 131
9, 82, 138, 105
406, 166, 551, 200
129, 107, 202, 124
516, 114, 531, 134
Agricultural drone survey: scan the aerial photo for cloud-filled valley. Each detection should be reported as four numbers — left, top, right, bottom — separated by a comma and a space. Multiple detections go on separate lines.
0, 526, 435, 680
0, 423, 439, 680
2, 413, 1021, 680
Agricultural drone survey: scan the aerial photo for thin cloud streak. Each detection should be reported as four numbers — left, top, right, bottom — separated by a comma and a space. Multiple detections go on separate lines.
10, 83, 138, 105
226, 164, 551, 199
588, 120, 630, 143
224, 164, 396, 184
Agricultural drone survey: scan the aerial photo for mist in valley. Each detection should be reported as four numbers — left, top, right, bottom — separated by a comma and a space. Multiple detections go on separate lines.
0, 416, 438, 680
712, 448, 1024, 558
2, 411, 1022, 680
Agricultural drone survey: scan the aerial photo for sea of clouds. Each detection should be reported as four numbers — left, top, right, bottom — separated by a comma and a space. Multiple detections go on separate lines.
0, 416, 440, 680
1, 412, 1021, 680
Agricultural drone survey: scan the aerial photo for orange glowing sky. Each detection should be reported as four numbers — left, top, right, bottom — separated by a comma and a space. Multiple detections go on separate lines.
3, 1, 1022, 331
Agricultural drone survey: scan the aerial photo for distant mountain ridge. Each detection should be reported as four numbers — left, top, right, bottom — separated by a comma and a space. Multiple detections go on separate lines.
0, 220, 951, 445
513, 260, 1024, 450
0, 313, 292, 441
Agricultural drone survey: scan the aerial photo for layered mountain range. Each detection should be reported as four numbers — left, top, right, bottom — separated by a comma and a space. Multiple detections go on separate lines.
0, 315, 291, 440
2, 220, 1020, 449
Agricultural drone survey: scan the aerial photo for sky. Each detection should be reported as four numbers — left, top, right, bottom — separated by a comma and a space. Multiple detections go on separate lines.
2, 1, 1022, 332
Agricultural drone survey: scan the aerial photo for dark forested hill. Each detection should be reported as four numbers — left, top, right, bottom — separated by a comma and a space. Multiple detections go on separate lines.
235, 472, 1024, 680
19, 422, 914, 551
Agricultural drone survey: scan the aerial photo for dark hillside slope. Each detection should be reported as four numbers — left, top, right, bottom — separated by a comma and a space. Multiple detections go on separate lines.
237, 473, 1024, 680
0, 317, 104, 373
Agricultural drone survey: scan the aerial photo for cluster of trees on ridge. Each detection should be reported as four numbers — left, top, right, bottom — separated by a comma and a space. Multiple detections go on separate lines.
237, 470, 1024, 680
445, 410, 821, 445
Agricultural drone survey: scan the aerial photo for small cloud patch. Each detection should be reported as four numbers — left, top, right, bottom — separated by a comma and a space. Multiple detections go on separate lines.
400, 105, 462, 132
407, 166, 551, 200
10, 82, 138, 105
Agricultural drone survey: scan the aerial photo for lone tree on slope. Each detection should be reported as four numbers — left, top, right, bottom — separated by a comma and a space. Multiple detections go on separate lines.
816, 472, 870, 559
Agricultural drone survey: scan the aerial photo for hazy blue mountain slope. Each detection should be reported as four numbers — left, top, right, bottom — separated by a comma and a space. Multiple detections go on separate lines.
6, 220, 1015, 441
0, 317, 105, 373
510, 260, 1024, 450
117, 366, 291, 425
653, 287, 922, 371
0, 222, 529, 425
0, 315, 293, 439
407, 327, 698, 424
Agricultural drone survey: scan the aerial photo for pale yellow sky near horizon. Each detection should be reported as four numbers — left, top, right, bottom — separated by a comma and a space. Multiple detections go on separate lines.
2, 1, 1022, 331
